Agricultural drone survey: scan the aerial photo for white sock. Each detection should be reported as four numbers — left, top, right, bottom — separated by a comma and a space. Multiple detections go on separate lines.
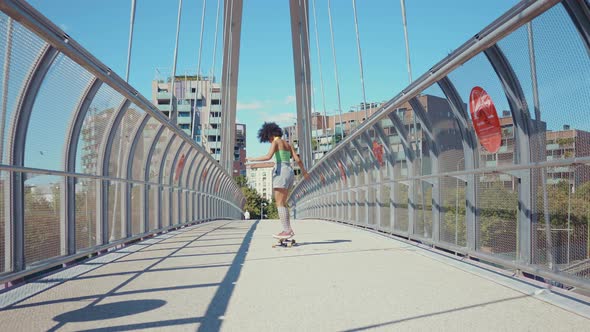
277, 206, 289, 232
285, 207, 292, 232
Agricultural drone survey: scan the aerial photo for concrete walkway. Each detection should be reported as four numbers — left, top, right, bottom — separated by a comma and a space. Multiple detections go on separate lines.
1, 219, 589, 331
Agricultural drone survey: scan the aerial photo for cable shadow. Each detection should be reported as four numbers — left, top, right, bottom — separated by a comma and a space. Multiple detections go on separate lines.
197, 220, 260, 332
245, 247, 415, 262
77, 317, 204, 332
340, 294, 529, 332
53, 299, 166, 323
69, 263, 233, 281
294, 239, 352, 246
5, 282, 221, 311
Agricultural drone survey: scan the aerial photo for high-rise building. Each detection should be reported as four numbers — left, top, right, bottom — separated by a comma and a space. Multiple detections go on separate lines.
246, 162, 274, 199
151, 73, 246, 176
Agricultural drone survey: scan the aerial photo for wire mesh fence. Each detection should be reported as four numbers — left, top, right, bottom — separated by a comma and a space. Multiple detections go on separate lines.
291, 1, 590, 290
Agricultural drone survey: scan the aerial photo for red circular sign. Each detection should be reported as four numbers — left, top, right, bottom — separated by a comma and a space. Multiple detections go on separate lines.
469, 86, 502, 153
174, 154, 186, 182
372, 140, 384, 167
337, 161, 347, 184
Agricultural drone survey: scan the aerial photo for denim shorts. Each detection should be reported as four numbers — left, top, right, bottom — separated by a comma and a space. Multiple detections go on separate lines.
272, 162, 295, 189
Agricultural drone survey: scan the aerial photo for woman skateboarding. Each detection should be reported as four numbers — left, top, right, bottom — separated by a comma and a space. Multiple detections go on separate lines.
246, 122, 310, 239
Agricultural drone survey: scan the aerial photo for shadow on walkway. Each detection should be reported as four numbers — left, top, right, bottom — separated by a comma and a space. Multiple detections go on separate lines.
197, 220, 260, 332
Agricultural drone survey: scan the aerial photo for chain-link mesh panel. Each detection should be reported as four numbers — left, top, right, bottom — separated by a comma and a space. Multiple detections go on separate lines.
172, 189, 179, 226
358, 188, 366, 224
0, 15, 47, 165
422, 84, 466, 173
161, 186, 171, 227
130, 118, 158, 181
24, 173, 61, 265
25, 54, 92, 170
379, 184, 391, 230
75, 177, 97, 251
414, 180, 433, 239
161, 138, 183, 185
528, 5, 590, 152
394, 183, 409, 234
107, 180, 124, 242
76, 84, 124, 174
440, 176, 467, 247
170, 143, 191, 186
532, 164, 590, 282
148, 129, 172, 183
367, 187, 376, 227
148, 185, 158, 230
180, 189, 187, 223
477, 172, 518, 260
0, 171, 6, 273
108, 104, 144, 178
131, 183, 142, 236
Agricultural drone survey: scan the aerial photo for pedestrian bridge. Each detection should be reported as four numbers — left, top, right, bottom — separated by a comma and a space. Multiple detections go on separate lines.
1, 0, 590, 330
2, 219, 589, 331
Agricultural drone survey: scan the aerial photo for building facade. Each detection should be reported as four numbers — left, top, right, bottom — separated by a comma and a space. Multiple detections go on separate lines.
246, 162, 274, 199
152, 75, 246, 176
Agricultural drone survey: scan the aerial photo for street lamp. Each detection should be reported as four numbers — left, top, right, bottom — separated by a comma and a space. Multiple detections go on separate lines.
260, 201, 267, 220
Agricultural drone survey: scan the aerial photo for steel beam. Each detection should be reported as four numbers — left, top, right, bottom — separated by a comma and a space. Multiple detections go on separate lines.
220, 0, 244, 172
485, 44, 533, 264
289, 0, 313, 169
63, 78, 102, 255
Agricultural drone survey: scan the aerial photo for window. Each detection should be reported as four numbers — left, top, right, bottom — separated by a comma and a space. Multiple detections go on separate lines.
212, 99, 220, 105
179, 124, 190, 129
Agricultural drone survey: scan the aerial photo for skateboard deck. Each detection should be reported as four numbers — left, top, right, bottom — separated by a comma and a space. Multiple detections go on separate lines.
272, 236, 296, 248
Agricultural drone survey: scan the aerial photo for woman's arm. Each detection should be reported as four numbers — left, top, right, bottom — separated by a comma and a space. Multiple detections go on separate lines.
247, 140, 277, 162
290, 143, 310, 180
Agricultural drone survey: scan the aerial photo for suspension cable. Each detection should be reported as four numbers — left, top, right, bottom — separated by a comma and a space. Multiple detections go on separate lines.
192, 0, 207, 138
352, 0, 368, 121
169, 0, 184, 120
400, 0, 412, 83
210, 0, 221, 81
327, 0, 343, 142
311, 0, 330, 152
125, 0, 137, 83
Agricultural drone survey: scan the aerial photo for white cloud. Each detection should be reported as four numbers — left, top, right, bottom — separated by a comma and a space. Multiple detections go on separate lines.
284, 95, 296, 105
258, 112, 297, 125
237, 101, 263, 111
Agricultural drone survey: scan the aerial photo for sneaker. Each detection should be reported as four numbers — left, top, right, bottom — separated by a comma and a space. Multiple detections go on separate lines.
274, 231, 293, 239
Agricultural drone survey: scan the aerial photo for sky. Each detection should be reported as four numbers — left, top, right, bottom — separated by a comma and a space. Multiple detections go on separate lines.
26, 0, 522, 157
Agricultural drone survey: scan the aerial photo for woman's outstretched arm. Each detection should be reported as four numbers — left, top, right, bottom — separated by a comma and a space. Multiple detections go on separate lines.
247, 140, 278, 162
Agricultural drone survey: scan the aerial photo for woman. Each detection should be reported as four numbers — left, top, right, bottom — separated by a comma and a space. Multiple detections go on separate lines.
246, 122, 309, 238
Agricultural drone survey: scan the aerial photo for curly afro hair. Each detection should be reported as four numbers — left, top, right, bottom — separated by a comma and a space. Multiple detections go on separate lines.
257, 122, 283, 143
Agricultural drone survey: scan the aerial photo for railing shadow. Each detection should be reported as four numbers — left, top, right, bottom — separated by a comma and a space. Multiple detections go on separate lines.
197, 220, 260, 332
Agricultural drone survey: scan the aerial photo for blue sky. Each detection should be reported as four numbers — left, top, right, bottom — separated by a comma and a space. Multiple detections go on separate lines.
27, 0, 521, 157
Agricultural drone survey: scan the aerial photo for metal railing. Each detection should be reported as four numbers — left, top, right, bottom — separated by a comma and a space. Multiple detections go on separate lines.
0, 0, 245, 284
290, 0, 590, 291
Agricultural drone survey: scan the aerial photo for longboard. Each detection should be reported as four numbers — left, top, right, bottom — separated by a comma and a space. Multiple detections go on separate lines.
272, 236, 296, 248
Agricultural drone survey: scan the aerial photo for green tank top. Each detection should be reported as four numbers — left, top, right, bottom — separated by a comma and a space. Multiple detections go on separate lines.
275, 149, 291, 163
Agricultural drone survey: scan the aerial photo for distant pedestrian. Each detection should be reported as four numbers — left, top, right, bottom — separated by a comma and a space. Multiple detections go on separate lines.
244, 210, 250, 220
